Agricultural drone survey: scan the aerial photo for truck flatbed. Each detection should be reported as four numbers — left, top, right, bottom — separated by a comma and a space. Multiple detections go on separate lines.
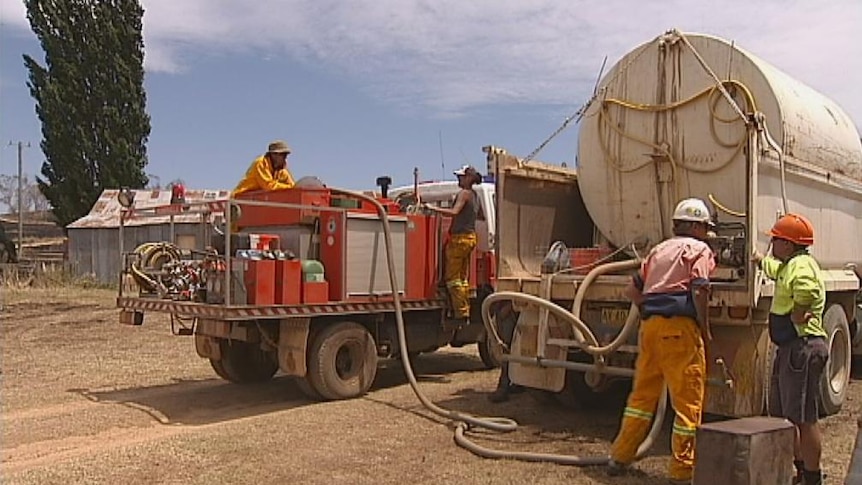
117, 296, 446, 321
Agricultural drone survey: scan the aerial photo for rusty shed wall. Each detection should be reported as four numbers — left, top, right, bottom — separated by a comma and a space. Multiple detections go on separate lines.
68, 224, 203, 283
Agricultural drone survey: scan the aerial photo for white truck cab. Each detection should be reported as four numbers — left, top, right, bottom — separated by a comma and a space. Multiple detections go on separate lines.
388, 181, 496, 254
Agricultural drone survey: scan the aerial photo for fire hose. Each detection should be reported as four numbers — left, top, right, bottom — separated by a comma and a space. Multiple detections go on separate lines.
128, 242, 183, 296
330, 187, 668, 466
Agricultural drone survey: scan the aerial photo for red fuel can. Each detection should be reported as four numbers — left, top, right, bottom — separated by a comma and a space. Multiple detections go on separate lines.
275, 260, 302, 305
244, 260, 276, 305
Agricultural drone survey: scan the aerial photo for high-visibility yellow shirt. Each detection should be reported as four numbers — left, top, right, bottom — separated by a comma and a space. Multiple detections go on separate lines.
232, 155, 295, 196
761, 252, 827, 338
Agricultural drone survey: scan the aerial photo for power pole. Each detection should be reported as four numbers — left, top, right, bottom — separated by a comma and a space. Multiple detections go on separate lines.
7, 141, 31, 260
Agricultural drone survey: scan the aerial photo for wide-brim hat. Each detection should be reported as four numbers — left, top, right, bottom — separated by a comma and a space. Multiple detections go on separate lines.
267, 140, 291, 154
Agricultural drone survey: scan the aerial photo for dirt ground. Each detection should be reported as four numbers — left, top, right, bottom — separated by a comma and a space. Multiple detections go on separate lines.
1, 288, 859, 485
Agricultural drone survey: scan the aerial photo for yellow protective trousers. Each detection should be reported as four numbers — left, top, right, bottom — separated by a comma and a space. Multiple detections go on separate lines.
444, 233, 477, 319
610, 315, 706, 481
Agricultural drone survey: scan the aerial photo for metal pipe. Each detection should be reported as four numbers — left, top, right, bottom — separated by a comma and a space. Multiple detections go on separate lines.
16, 142, 24, 260
502, 354, 636, 378
225, 200, 232, 306
119, 209, 125, 298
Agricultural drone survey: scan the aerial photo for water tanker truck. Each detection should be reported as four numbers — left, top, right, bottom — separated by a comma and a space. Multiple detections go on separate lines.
484, 29, 862, 418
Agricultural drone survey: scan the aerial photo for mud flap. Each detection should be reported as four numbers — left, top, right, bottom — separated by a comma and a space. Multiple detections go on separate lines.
195, 334, 221, 360
278, 318, 310, 377
508, 307, 568, 392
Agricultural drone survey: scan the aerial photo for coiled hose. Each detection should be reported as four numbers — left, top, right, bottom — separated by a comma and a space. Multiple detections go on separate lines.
329, 187, 668, 466
129, 242, 182, 295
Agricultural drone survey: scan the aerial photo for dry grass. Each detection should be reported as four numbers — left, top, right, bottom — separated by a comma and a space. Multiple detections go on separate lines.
0, 265, 111, 291
1, 288, 859, 484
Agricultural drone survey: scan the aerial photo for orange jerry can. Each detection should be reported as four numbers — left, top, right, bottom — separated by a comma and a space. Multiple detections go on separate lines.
244, 260, 276, 305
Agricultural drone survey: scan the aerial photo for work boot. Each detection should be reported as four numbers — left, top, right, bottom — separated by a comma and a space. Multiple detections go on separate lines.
606, 459, 629, 476
667, 478, 691, 485
800, 469, 822, 485
792, 460, 804, 485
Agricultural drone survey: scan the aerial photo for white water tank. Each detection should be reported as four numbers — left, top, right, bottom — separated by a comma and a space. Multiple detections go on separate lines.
577, 31, 862, 267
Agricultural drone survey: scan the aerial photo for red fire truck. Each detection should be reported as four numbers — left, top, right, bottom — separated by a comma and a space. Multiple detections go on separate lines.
115, 175, 499, 400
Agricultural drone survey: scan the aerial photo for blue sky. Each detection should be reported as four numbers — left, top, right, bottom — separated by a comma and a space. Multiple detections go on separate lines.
1, 0, 860, 193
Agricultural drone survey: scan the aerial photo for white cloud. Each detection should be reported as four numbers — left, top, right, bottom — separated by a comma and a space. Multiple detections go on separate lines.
2, 0, 861, 124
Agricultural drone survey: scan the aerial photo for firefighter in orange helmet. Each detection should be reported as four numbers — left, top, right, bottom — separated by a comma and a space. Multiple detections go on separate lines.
423, 165, 482, 327
753, 213, 827, 485
233, 140, 296, 196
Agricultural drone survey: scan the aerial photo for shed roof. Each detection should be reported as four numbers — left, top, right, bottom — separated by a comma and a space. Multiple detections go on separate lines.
67, 189, 229, 229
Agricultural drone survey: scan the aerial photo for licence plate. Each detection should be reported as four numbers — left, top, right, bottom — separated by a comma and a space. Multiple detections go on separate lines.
601, 307, 629, 327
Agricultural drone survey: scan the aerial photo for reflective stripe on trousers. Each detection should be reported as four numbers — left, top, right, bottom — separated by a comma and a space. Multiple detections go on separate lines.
610, 315, 705, 481
444, 232, 477, 319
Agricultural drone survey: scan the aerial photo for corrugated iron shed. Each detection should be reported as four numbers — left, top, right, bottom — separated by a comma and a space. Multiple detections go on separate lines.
67, 189, 229, 228
67, 189, 228, 283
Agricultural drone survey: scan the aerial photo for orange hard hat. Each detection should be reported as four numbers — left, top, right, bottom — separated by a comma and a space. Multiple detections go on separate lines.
767, 213, 814, 246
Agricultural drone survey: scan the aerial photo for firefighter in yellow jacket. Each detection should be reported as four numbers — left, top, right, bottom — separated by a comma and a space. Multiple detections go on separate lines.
609, 198, 716, 484
233, 140, 296, 196
424, 165, 482, 327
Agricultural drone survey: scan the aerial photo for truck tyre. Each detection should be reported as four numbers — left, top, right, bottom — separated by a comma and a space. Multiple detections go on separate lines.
0, 242, 11, 263
478, 332, 503, 369
295, 377, 322, 401
210, 339, 279, 384
819, 304, 851, 416
307, 322, 378, 400
479, 302, 516, 369
210, 358, 233, 381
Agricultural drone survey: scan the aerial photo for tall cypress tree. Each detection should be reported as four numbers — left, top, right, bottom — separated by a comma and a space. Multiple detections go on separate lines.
24, 0, 150, 227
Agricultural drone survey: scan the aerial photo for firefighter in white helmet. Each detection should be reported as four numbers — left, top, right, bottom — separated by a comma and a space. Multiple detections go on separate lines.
609, 197, 716, 484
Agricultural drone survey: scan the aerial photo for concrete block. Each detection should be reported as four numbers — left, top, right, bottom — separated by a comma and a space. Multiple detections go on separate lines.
845, 415, 862, 485
693, 416, 794, 485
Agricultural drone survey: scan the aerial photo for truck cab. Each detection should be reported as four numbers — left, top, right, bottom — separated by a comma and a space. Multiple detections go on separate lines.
388, 180, 497, 291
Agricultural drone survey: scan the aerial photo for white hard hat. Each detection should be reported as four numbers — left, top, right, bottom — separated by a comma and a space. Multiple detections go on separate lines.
672, 198, 714, 225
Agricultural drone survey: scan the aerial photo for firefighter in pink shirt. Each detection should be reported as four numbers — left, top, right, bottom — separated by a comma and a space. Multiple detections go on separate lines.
609, 198, 716, 484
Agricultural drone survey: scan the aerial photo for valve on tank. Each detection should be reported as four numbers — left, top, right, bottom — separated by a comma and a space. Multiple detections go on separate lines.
706, 221, 748, 280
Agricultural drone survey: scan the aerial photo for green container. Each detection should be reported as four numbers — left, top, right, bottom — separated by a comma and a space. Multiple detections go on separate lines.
301, 259, 325, 282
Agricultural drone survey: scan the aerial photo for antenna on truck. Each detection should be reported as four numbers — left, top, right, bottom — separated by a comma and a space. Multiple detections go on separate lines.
438, 129, 446, 178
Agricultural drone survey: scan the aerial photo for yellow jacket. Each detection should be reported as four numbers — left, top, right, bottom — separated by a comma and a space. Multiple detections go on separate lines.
233, 155, 296, 196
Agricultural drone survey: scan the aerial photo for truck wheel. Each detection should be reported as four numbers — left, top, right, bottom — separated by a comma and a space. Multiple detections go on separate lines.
210, 358, 232, 381
210, 339, 279, 384
820, 304, 851, 416
295, 377, 322, 401
478, 333, 503, 369
479, 303, 516, 369
307, 322, 378, 400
